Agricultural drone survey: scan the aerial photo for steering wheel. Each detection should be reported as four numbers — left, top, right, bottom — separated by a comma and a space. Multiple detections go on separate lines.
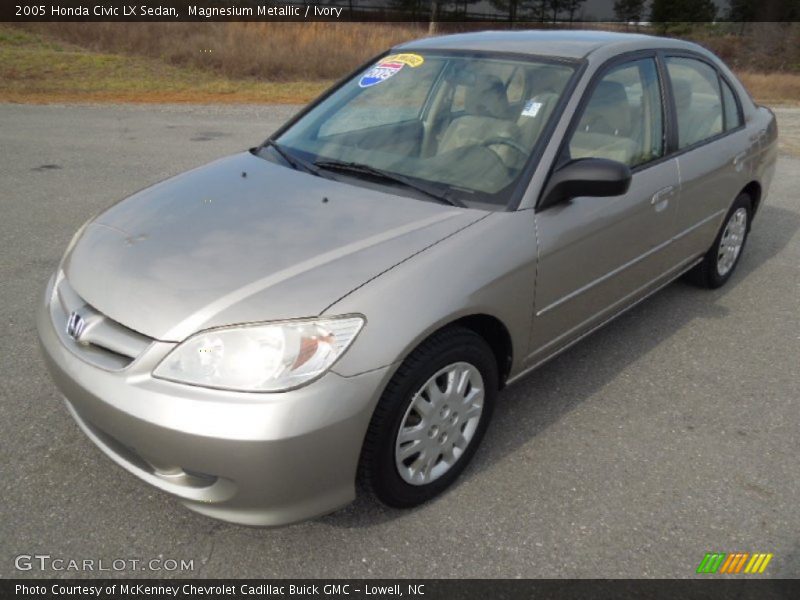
480, 137, 528, 163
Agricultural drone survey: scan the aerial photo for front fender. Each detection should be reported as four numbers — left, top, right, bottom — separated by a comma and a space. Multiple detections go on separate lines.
326, 210, 539, 379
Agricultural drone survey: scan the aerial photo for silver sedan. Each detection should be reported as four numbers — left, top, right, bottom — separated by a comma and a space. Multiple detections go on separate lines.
38, 30, 778, 525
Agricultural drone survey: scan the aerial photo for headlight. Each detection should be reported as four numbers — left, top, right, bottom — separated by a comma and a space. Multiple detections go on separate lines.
153, 316, 364, 392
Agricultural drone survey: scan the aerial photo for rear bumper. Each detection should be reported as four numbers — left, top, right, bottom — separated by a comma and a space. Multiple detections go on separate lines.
37, 274, 390, 526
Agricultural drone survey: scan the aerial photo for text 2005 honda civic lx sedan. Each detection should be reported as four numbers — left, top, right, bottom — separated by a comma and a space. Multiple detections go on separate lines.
38, 31, 777, 525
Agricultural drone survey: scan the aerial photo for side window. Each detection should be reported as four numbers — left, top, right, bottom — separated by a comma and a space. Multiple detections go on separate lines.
666, 57, 724, 148
568, 58, 663, 168
721, 78, 743, 131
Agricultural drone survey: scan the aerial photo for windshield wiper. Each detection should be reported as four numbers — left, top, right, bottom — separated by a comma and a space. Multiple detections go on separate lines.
262, 139, 325, 178
313, 159, 465, 208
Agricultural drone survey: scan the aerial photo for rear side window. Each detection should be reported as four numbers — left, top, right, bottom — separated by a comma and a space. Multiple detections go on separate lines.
666, 57, 724, 149
567, 58, 664, 168
721, 78, 743, 131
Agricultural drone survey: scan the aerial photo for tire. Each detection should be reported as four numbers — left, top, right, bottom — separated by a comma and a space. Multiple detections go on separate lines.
686, 193, 752, 289
358, 326, 498, 508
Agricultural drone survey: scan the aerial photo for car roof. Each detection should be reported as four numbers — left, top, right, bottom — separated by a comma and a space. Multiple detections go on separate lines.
396, 29, 703, 61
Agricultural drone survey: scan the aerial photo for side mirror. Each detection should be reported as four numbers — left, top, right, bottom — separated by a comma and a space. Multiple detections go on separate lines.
539, 158, 632, 211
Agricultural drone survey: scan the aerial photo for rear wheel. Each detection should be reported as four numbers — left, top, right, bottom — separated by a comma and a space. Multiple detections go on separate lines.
686, 193, 751, 289
359, 327, 497, 508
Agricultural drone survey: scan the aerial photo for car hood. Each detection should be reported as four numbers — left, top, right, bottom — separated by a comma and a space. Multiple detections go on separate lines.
64, 152, 486, 341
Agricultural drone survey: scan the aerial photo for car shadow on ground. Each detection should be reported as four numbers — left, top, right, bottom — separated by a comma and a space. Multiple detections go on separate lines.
317, 203, 800, 530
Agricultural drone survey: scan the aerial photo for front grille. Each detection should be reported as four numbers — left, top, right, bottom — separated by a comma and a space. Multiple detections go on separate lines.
50, 273, 153, 370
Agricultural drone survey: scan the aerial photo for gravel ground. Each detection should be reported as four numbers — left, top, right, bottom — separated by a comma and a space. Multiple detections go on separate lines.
773, 107, 800, 156
0, 103, 798, 579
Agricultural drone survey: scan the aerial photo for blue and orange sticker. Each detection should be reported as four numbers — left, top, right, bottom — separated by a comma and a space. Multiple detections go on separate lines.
359, 53, 425, 88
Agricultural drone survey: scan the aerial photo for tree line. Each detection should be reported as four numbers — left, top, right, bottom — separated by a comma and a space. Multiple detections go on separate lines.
390, 0, 799, 24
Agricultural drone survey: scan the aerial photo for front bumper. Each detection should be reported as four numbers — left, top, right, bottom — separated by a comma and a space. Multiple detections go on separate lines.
37, 275, 391, 526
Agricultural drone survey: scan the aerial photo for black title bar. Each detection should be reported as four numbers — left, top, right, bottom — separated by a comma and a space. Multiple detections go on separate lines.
3, 0, 800, 23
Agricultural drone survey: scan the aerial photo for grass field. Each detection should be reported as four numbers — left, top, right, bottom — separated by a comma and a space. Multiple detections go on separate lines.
0, 25, 331, 104
736, 72, 800, 106
1, 23, 798, 106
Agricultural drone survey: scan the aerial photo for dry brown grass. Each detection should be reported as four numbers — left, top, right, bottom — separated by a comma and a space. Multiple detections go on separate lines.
688, 23, 800, 74
0, 25, 331, 104
738, 72, 800, 106
2, 22, 798, 106
19, 22, 425, 81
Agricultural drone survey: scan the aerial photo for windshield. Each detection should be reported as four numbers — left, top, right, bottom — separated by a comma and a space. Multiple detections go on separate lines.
264, 51, 577, 209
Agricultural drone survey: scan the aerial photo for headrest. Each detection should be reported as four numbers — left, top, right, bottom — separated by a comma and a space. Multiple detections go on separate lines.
672, 78, 693, 112
592, 80, 629, 109
464, 74, 511, 119
526, 66, 568, 97
583, 80, 631, 137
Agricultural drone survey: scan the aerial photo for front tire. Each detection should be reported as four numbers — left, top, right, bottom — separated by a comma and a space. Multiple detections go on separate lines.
358, 327, 497, 508
687, 193, 752, 289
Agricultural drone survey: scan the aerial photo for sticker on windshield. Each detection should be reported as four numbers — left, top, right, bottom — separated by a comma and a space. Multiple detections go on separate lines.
520, 99, 544, 118
359, 53, 424, 88
389, 53, 425, 68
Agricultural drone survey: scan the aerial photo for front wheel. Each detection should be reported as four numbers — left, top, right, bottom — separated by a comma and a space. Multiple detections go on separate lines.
686, 193, 752, 289
358, 327, 497, 508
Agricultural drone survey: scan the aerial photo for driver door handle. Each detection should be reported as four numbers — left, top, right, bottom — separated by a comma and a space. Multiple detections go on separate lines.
651, 186, 674, 210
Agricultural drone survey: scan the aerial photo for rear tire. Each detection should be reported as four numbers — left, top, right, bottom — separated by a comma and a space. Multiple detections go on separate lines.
358, 327, 497, 508
686, 193, 752, 289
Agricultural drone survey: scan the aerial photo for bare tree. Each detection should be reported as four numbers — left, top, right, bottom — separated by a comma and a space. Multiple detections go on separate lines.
728, 0, 756, 35
523, 0, 550, 22
490, 0, 522, 22
614, 0, 646, 29
456, 0, 481, 19
562, 0, 587, 23
429, 0, 439, 35
651, 0, 717, 34
548, 0, 564, 22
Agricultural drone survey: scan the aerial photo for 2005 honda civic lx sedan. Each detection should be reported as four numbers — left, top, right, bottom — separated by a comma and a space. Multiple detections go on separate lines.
38, 30, 777, 525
